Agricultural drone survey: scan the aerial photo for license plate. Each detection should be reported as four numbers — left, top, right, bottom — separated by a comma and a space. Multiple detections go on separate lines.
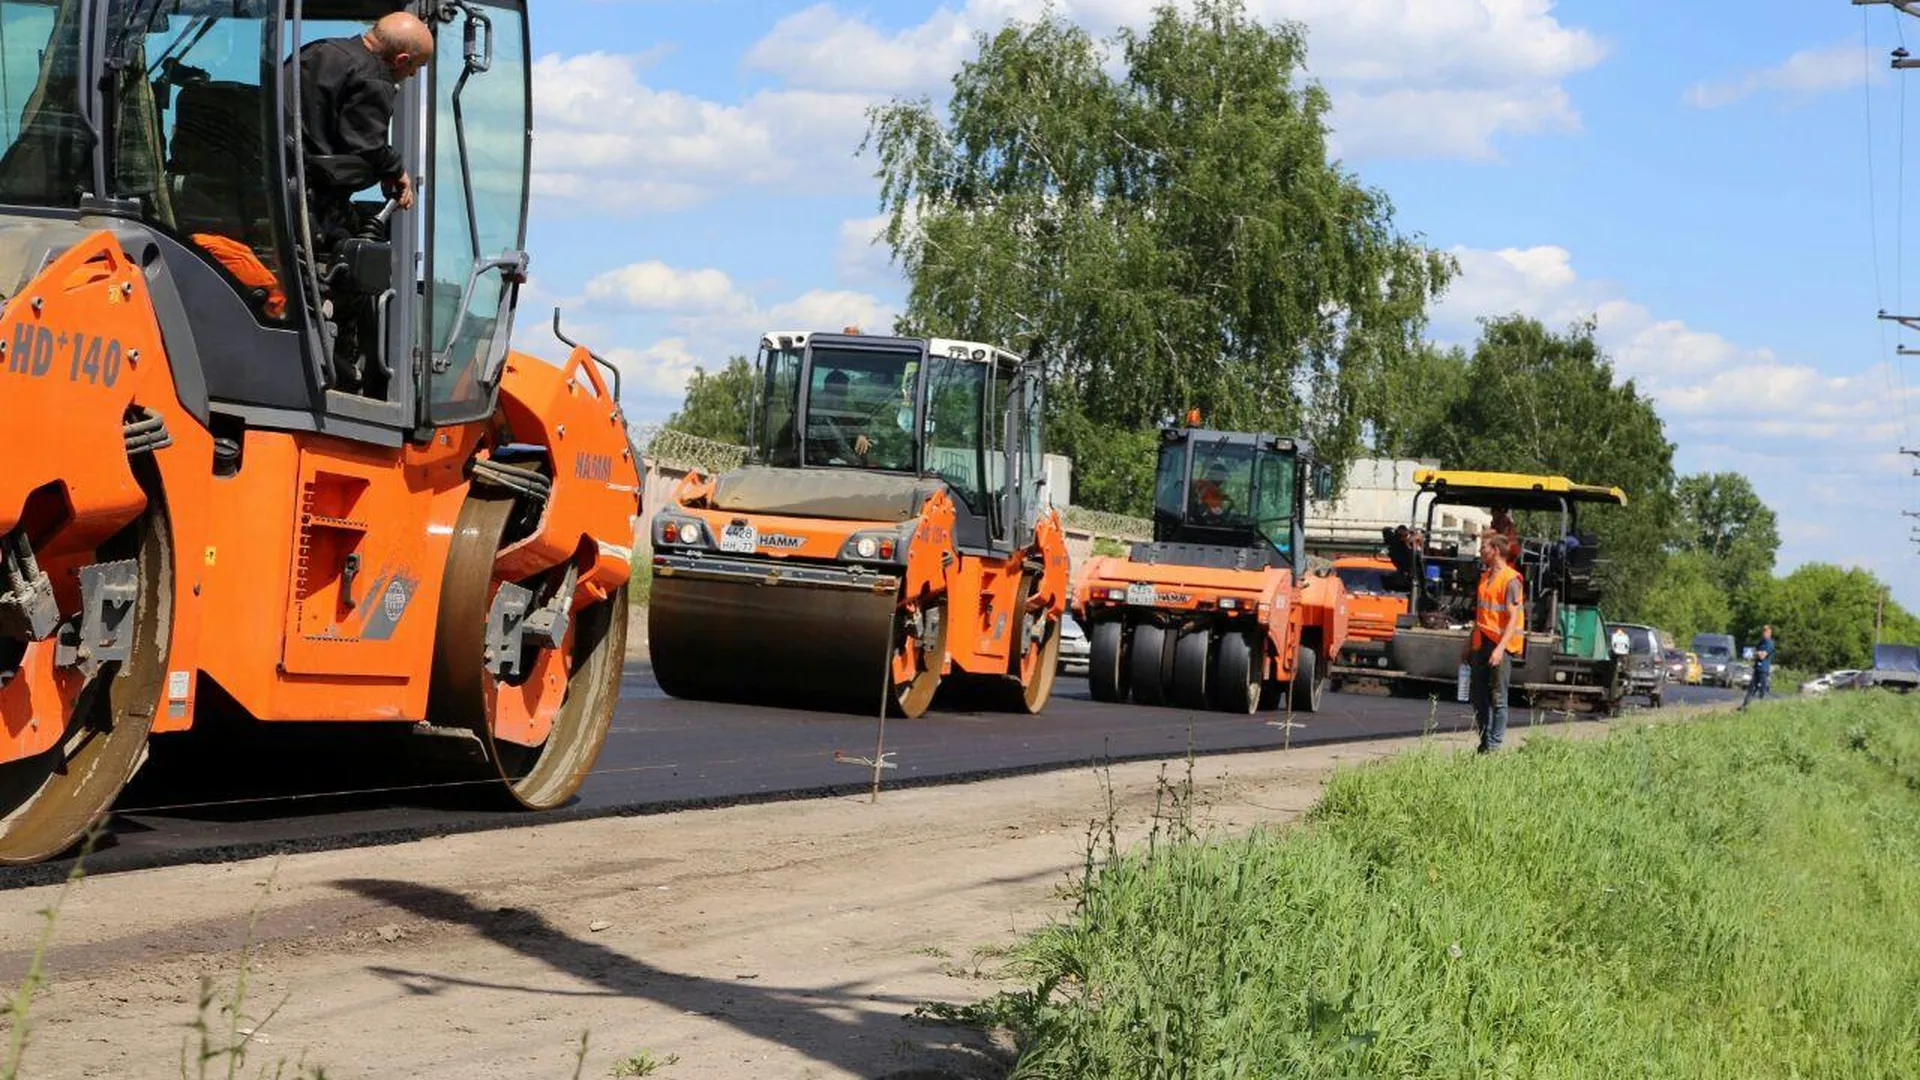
719, 523, 758, 554
1125, 582, 1156, 606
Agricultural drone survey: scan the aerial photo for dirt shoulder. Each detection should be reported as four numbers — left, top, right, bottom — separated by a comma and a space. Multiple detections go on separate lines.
3, 710, 1693, 1080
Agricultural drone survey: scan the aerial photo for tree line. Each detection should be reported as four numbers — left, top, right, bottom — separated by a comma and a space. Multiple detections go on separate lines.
663, 0, 1910, 674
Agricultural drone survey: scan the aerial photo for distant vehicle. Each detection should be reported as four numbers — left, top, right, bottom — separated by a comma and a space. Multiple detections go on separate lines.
1691, 633, 1738, 687
1800, 669, 1862, 695
1662, 647, 1689, 684
1329, 554, 1407, 683
1059, 612, 1091, 677
1868, 644, 1920, 693
1605, 623, 1668, 707
1729, 660, 1753, 690
1683, 652, 1704, 685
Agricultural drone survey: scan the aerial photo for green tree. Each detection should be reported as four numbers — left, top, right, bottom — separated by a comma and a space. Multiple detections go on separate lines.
1378, 315, 1677, 620
664, 356, 753, 444
1634, 552, 1732, 645
1761, 563, 1901, 673
1671, 471, 1778, 640
864, 0, 1453, 508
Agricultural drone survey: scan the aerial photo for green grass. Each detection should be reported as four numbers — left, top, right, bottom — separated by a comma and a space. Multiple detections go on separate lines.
628, 557, 652, 607
957, 694, 1920, 1079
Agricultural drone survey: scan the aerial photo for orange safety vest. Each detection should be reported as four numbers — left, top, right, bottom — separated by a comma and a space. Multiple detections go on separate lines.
1473, 564, 1525, 653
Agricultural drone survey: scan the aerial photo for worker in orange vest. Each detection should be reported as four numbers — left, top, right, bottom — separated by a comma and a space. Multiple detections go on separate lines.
1462, 528, 1525, 752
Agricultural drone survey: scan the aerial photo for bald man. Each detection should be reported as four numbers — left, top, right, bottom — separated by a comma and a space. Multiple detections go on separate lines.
292, 13, 434, 393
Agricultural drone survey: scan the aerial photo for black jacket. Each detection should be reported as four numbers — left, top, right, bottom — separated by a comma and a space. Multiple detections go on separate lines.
293, 36, 402, 194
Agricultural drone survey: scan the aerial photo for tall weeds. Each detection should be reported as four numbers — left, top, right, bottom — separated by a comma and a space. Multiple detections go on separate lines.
975, 694, 1920, 1078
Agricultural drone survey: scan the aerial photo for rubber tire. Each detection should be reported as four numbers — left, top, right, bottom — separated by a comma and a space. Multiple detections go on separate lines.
1288, 646, 1325, 713
1089, 620, 1129, 703
1171, 627, 1213, 709
1214, 630, 1261, 714
1649, 692, 1662, 709
1130, 623, 1172, 706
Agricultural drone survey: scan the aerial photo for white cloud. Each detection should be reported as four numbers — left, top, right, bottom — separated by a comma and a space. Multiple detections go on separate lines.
531, 52, 872, 212
605, 336, 706, 398
1433, 243, 1920, 590
834, 213, 899, 286
741, 0, 1608, 160
1686, 41, 1872, 110
583, 261, 746, 312
560, 258, 897, 408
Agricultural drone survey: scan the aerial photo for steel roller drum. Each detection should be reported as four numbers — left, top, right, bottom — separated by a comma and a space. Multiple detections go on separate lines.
648, 571, 901, 714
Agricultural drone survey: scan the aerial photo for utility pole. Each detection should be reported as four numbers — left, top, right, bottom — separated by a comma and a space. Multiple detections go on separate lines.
1867, 0, 1920, 545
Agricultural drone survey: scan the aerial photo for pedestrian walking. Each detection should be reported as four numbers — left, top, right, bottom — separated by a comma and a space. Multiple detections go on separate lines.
1740, 625, 1776, 709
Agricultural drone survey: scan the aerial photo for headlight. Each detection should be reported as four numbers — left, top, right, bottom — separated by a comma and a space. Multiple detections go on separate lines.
1219, 597, 1239, 610
680, 521, 702, 544
841, 531, 905, 562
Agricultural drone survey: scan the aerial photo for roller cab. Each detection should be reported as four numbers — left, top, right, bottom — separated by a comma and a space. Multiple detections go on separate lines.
649, 331, 1069, 718
1076, 425, 1347, 715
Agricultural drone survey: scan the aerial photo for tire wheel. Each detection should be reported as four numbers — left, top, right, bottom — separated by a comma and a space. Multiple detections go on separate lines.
1288, 645, 1325, 713
1650, 693, 1663, 709
1130, 623, 1172, 706
892, 599, 950, 719
1171, 627, 1213, 709
1089, 620, 1129, 703
1214, 630, 1261, 715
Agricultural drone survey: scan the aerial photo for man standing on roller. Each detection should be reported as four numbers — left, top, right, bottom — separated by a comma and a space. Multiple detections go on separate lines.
292, 12, 435, 394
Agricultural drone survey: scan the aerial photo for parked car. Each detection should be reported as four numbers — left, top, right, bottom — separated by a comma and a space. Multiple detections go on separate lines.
1683, 652, 1703, 685
1800, 669, 1862, 695
1606, 622, 1668, 707
1058, 611, 1090, 677
1729, 660, 1753, 690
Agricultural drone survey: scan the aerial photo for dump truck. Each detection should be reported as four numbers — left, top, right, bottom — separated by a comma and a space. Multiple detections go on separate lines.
1328, 553, 1408, 686
1384, 470, 1627, 711
648, 332, 1070, 718
1075, 425, 1347, 713
0, 1, 639, 864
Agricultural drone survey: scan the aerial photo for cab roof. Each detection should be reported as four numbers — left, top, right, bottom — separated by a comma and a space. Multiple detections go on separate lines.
1412, 468, 1627, 510
759, 330, 1024, 368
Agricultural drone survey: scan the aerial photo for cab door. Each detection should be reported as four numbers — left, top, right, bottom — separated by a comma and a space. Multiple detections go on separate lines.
418, 0, 530, 427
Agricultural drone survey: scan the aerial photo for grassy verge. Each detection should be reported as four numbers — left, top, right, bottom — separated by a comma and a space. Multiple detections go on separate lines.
628, 557, 652, 607
955, 694, 1920, 1078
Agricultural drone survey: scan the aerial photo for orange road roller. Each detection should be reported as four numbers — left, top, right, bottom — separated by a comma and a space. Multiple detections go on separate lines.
648, 331, 1070, 718
0, 1, 638, 864
1075, 425, 1348, 713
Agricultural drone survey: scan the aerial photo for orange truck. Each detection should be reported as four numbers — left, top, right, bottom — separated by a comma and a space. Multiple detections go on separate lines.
1075, 426, 1348, 713
648, 332, 1070, 718
1328, 554, 1410, 685
0, 2, 639, 864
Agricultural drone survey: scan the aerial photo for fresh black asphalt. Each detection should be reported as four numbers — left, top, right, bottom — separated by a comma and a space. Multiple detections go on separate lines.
0, 670, 1738, 889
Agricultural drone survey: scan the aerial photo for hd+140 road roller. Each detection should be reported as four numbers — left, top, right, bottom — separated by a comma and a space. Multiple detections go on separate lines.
0, 0, 639, 865
648, 331, 1071, 718
1075, 423, 1349, 714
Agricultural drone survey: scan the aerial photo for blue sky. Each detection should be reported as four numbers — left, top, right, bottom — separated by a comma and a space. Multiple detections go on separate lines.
508, 0, 1920, 610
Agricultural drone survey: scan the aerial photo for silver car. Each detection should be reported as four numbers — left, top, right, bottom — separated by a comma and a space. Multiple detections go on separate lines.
1058, 612, 1090, 676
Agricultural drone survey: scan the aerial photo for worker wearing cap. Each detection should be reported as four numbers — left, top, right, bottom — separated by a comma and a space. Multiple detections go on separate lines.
1463, 529, 1525, 752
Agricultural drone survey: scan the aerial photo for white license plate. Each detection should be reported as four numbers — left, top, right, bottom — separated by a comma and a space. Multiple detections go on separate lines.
719, 523, 758, 554
1125, 582, 1156, 606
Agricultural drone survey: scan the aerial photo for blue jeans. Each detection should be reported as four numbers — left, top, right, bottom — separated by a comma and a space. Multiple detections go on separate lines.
1741, 667, 1771, 709
1470, 642, 1510, 752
